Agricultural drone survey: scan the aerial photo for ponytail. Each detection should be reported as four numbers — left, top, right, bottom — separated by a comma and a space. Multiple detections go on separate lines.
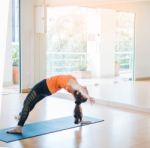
74, 104, 83, 124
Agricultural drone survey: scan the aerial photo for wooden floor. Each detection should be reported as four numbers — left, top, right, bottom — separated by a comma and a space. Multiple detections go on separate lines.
0, 80, 150, 148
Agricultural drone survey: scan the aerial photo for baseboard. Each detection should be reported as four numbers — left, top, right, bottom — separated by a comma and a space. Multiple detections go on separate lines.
136, 77, 150, 81
21, 88, 31, 93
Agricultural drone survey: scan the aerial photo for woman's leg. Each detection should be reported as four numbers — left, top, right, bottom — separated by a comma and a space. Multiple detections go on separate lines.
18, 90, 38, 126
7, 79, 51, 134
18, 91, 48, 126
18, 79, 51, 126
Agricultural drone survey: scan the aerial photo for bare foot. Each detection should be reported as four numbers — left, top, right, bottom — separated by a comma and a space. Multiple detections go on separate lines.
7, 126, 22, 134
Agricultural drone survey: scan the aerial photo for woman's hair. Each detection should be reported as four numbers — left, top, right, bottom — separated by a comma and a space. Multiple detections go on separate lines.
73, 90, 87, 124
73, 90, 87, 105
74, 104, 82, 124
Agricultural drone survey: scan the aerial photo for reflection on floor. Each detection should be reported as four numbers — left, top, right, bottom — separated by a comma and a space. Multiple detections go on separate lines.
56, 78, 150, 113
82, 78, 150, 113
1, 77, 150, 113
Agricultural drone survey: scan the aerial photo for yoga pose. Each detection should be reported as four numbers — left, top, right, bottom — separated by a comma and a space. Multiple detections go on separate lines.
7, 74, 95, 134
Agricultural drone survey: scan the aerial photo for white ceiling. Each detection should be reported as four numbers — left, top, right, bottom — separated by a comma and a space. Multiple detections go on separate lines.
47, 0, 150, 4
90, 0, 150, 2
46, 0, 150, 7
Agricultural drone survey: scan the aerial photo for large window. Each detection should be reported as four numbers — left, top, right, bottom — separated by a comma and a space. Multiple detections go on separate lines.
46, 7, 135, 79
12, 0, 20, 88
47, 7, 87, 76
115, 12, 135, 79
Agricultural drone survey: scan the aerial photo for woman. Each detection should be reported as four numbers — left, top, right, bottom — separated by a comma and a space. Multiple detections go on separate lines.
7, 74, 95, 134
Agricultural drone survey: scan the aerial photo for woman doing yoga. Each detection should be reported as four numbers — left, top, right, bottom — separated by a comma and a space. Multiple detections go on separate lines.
7, 74, 95, 134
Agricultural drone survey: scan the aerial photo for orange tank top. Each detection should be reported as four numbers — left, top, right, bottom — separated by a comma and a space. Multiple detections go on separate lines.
46, 75, 76, 94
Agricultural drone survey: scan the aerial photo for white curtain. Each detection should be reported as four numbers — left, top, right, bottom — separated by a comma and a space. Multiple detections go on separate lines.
0, 0, 10, 112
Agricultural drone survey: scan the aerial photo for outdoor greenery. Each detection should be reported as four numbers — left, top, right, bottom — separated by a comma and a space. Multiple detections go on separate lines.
47, 10, 134, 76
12, 43, 19, 66
47, 14, 87, 52
115, 12, 134, 72
47, 12, 87, 75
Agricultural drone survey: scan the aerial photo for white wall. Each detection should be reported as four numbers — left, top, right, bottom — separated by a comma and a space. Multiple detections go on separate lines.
34, 34, 47, 82
21, 0, 35, 89
134, 4, 150, 78
21, 0, 47, 90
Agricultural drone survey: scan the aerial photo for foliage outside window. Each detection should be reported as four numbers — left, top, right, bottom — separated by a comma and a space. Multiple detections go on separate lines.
115, 12, 134, 74
47, 8, 87, 76
12, 42, 19, 66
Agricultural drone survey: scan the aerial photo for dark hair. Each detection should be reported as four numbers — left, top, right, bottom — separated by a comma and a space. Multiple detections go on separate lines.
74, 104, 82, 124
73, 90, 87, 105
73, 90, 87, 124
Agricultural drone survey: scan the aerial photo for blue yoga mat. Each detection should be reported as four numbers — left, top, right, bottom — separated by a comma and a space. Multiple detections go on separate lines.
0, 116, 104, 143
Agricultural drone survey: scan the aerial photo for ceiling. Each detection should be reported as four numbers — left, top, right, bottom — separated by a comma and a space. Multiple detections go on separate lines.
46, 0, 150, 4
46, 0, 150, 7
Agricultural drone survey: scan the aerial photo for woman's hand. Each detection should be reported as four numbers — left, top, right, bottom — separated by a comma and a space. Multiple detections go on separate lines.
83, 86, 88, 94
89, 97, 95, 104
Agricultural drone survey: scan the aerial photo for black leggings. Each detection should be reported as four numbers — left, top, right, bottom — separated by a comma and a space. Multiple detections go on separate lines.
18, 79, 51, 126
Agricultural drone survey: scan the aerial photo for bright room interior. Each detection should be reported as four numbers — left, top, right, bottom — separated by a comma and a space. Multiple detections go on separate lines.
0, 0, 150, 147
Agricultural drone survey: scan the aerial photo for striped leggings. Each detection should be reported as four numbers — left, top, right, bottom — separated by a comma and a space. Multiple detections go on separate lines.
18, 79, 51, 126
